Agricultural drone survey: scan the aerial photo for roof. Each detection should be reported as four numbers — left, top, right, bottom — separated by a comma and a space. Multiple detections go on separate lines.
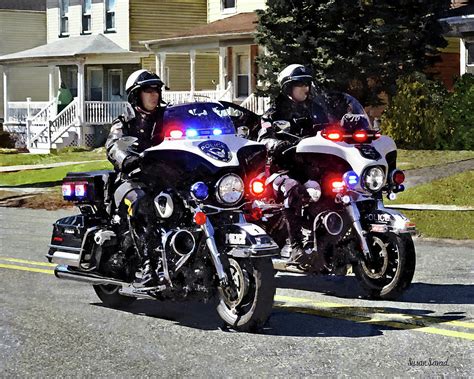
439, 3, 474, 36
0, 34, 141, 63
0, 0, 46, 11
141, 12, 258, 46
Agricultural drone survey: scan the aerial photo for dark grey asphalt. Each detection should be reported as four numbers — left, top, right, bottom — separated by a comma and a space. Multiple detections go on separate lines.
0, 207, 472, 377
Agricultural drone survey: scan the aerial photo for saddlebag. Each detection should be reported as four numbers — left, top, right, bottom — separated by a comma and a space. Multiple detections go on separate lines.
47, 214, 103, 267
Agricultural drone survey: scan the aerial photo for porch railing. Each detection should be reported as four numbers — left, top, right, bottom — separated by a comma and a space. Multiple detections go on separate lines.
27, 99, 58, 147
163, 82, 233, 105
50, 99, 79, 145
6, 99, 51, 124
85, 101, 129, 124
240, 93, 271, 115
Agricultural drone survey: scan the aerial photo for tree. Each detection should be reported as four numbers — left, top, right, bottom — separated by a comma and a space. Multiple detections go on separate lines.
255, 0, 451, 105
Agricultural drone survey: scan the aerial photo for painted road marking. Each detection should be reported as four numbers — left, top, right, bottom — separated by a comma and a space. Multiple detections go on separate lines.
0, 256, 57, 267
0, 257, 472, 340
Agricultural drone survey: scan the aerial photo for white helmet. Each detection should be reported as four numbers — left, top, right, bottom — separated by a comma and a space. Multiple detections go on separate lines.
277, 64, 313, 93
125, 69, 164, 104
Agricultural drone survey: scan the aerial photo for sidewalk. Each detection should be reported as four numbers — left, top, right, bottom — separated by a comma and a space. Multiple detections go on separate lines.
0, 160, 108, 173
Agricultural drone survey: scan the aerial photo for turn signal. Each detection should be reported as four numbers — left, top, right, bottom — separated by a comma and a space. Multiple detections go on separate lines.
391, 170, 405, 185
194, 211, 207, 225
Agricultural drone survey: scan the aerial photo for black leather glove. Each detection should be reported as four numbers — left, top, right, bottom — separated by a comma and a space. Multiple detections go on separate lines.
272, 140, 293, 167
122, 155, 141, 174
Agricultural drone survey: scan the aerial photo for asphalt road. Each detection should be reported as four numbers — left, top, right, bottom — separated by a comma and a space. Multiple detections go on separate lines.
0, 207, 472, 377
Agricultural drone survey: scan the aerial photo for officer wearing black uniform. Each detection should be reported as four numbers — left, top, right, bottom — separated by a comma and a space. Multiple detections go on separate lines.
106, 69, 166, 287
258, 64, 324, 266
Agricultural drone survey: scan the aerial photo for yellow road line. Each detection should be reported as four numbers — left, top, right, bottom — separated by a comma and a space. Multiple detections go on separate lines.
0, 263, 54, 275
275, 294, 474, 329
0, 257, 57, 267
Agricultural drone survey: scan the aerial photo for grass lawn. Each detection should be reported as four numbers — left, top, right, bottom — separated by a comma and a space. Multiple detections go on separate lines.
397, 149, 474, 170
0, 147, 107, 166
388, 171, 474, 239
0, 161, 113, 186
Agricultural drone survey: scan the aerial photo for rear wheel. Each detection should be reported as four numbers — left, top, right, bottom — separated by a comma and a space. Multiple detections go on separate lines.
217, 257, 275, 332
354, 233, 416, 300
93, 284, 136, 308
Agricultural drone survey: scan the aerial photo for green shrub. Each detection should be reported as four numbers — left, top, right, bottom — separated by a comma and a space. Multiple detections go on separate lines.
443, 74, 474, 150
381, 72, 450, 149
0, 125, 15, 148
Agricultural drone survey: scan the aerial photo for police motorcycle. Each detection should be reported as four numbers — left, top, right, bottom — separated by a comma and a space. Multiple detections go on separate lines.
236, 93, 416, 300
46, 101, 279, 332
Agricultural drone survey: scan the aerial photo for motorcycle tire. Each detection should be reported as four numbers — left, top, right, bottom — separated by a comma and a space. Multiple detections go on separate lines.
93, 284, 136, 308
354, 232, 416, 300
217, 257, 276, 332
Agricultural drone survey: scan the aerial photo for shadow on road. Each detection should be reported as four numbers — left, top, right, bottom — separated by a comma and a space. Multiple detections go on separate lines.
275, 273, 474, 304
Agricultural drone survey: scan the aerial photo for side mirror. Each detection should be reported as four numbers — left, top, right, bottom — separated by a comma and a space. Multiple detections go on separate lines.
273, 120, 291, 131
237, 126, 249, 138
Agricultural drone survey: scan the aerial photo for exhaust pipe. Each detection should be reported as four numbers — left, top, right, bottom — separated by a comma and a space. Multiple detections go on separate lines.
54, 265, 127, 286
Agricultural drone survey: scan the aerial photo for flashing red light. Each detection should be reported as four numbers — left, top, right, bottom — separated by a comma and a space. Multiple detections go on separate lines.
331, 179, 345, 193
194, 211, 207, 225
169, 129, 184, 139
53, 236, 63, 242
353, 130, 368, 143
326, 131, 343, 141
374, 131, 382, 139
250, 179, 265, 196
392, 170, 405, 185
62, 183, 74, 197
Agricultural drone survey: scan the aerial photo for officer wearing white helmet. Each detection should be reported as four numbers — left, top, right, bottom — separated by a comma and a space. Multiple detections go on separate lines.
258, 64, 326, 267
106, 69, 166, 287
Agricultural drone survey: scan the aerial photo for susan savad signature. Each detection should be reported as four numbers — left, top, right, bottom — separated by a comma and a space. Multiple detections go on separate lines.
408, 358, 450, 367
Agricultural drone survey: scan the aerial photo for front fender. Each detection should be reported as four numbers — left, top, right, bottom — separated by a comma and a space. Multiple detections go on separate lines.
215, 223, 280, 258
361, 202, 416, 235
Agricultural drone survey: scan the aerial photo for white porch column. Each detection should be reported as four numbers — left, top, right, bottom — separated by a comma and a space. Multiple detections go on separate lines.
219, 47, 226, 91
159, 52, 166, 83
460, 38, 467, 76
189, 49, 196, 100
48, 65, 56, 101
77, 61, 85, 146
155, 53, 161, 76
2, 66, 8, 122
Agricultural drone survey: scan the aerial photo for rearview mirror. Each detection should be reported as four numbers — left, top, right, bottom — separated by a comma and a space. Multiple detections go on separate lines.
273, 120, 291, 131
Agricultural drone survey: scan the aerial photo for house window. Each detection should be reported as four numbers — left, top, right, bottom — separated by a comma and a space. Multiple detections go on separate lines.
88, 68, 103, 101
105, 0, 116, 31
236, 54, 249, 97
468, 42, 474, 65
59, 0, 69, 36
108, 69, 123, 101
82, 0, 92, 34
222, 0, 236, 13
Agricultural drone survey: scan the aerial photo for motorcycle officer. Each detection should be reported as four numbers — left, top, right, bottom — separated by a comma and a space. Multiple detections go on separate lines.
106, 69, 166, 287
258, 64, 325, 267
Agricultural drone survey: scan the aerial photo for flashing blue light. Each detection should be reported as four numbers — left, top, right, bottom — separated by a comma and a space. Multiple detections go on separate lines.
343, 171, 359, 189
75, 183, 88, 198
191, 181, 209, 200
213, 129, 223, 136
186, 129, 198, 138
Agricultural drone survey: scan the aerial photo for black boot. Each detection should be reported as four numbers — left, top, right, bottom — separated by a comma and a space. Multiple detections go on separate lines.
283, 208, 307, 266
133, 227, 159, 288
134, 258, 158, 288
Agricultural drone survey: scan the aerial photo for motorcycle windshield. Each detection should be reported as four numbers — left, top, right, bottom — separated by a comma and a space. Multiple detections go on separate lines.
156, 102, 236, 143
322, 92, 373, 131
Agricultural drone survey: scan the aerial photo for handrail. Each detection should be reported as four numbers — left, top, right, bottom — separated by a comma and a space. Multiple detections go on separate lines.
240, 93, 270, 115
50, 99, 79, 144
27, 99, 57, 147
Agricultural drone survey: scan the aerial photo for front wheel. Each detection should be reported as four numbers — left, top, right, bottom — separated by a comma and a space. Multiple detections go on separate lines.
354, 233, 416, 300
93, 284, 136, 308
217, 257, 276, 332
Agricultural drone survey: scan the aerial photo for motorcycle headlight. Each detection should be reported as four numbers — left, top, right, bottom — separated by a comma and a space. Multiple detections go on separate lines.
215, 174, 245, 205
362, 167, 385, 192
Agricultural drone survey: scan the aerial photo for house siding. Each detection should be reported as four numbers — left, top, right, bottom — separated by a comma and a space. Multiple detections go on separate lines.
141, 54, 219, 91
0, 10, 48, 119
208, 0, 266, 23
129, 0, 207, 52
47, 0, 130, 49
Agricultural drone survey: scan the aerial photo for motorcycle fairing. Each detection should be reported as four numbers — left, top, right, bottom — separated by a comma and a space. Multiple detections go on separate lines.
144, 134, 263, 169
296, 134, 397, 189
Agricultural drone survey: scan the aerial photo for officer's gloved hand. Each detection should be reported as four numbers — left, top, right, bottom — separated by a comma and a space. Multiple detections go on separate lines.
122, 155, 141, 174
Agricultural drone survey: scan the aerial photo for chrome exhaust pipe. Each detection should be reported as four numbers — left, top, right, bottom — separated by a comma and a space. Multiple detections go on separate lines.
54, 265, 127, 286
